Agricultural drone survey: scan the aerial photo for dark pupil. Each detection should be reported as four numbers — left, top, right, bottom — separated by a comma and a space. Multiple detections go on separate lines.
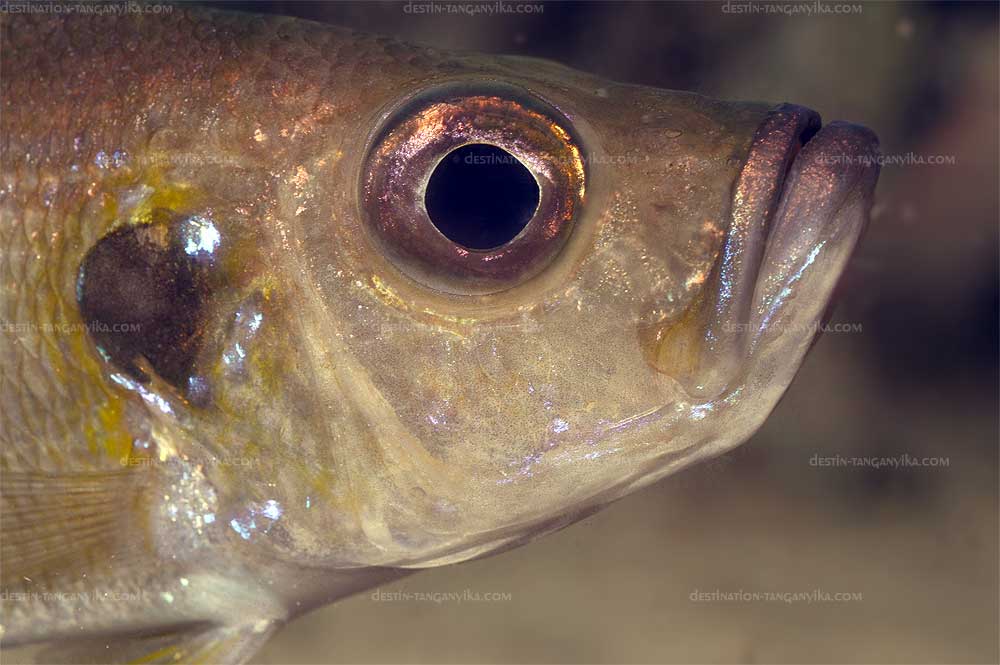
424, 143, 540, 250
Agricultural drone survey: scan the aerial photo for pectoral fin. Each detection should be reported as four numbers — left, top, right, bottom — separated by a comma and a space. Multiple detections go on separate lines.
0, 468, 153, 588
29, 620, 279, 665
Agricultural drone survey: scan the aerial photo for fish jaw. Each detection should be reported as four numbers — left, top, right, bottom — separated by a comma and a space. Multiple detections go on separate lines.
659, 105, 880, 398
626, 107, 881, 478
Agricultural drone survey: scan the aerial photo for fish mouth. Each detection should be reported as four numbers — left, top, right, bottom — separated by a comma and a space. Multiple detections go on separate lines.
740, 103, 880, 346
740, 103, 880, 243
685, 103, 880, 397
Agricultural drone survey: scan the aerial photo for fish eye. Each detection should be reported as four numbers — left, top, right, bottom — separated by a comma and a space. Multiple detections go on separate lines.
361, 83, 586, 295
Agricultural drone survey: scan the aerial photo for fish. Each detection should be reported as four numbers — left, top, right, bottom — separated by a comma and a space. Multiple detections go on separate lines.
0, 6, 879, 664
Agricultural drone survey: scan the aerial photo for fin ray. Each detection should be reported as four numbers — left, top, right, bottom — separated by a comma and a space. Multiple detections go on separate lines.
30, 621, 280, 665
0, 468, 153, 587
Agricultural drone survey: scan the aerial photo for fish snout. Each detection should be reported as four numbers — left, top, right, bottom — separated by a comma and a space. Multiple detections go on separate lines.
745, 116, 879, 354
659, 103, 880, 403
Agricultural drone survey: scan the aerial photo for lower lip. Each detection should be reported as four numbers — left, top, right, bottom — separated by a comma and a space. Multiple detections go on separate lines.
783, 120, 881, 202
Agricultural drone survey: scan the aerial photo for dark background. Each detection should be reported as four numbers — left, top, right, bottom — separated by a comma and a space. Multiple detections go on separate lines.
189, 1, 999, 663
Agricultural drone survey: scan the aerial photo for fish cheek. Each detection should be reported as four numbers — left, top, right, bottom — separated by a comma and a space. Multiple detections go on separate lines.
77, 211, 215, 392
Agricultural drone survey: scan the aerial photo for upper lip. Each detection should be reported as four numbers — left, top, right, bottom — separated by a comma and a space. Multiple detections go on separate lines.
699, 104, 830, 361
766, 103, 825, 177
695, 102, 880, 384
736, 103, 824, 236
744, 103, 881, 223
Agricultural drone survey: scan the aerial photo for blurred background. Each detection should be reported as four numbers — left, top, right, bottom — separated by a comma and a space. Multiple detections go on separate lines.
196, 1, 997, 663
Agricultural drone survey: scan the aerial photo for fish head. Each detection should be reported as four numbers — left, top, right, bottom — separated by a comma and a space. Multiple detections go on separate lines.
78, 30, 879, 571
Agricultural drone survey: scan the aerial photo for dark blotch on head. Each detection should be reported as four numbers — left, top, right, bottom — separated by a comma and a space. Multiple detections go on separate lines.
77, 211, 213, 390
